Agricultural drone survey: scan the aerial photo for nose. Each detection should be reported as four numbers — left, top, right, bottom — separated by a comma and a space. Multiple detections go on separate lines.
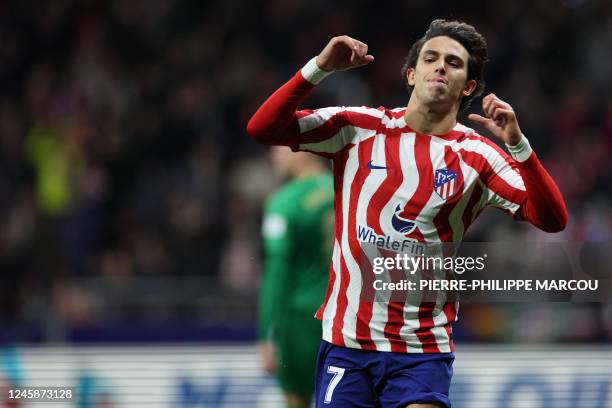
434, 60, 446, 74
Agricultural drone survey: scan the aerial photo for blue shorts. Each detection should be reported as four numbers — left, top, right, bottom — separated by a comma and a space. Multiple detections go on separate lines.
314, 341, 453, 408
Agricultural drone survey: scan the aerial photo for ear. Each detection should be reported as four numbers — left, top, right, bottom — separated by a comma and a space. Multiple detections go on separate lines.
463, 79, 477, 97
406, 68, 416, 87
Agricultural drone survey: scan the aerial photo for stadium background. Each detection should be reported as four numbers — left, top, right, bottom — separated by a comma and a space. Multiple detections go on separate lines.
0, 0, 610, 406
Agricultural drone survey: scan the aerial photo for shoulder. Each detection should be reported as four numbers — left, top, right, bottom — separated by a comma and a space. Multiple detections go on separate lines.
453, 123, 508, 156
296, 106, 385, 132
339, 106, 387, 123
299, 106, 385, 118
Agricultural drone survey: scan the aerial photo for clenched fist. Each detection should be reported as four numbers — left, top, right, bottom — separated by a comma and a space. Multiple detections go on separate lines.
315, 36, 375, 72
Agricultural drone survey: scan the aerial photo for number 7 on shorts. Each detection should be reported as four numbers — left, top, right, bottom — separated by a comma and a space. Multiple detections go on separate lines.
324, 366, 346, 404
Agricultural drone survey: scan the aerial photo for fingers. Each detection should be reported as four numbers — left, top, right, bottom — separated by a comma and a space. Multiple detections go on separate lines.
319, 36, 374, 71
467, 113, 490, 126
481, 93, 518, 128
349, 38, 374, 66
473, 94, 523, 144
468, 113, 497, 133
468, 113, 504, 140
483, 94, 513, 118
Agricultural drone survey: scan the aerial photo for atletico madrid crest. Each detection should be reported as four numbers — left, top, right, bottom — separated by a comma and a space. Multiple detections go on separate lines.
434, 169, 459, 200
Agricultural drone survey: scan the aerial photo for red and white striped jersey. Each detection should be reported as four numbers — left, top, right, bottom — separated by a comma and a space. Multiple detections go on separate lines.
294, 106, 527, 353
246, 62, 567, 354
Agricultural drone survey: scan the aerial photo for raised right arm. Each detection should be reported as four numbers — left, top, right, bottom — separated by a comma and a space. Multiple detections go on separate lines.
246, 62, 321, 145
246, 36, 374, 146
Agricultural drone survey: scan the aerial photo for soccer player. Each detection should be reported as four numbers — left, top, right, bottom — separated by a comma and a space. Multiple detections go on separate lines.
248, 19, 567, 408
258, 146, 334, 408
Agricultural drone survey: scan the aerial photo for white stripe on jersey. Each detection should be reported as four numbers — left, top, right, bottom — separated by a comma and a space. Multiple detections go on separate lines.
379, 132, 418, 239
355, 134, 392, 351
298, 106, 343, 133
321, 239, 342, 343
393, 132, 425, 352
453, 122, 475, 135
300, 126, 375, 155
338, 144, 362, 348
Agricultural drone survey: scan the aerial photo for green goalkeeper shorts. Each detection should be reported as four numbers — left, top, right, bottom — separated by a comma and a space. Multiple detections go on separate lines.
275, 315, 322, 396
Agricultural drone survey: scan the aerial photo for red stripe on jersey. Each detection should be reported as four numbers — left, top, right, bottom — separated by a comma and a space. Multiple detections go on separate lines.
326, 152, 348, 344
346, 138, 377, 350
317, 151, 350, 321
462, 183, 484, 232
367, 131, 408, 353
433, 145, 465, 242
415, 253, 442, 353
400, 133, 434, 219
442, 300, 457, 351
366, 133, 402, 234
333, 253, 350, 346
415, 301, 440, 352
297, 110, 380, 145
401, 134, 442, 351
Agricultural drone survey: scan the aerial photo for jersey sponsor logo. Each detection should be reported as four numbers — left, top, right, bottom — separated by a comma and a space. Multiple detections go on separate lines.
357, 225, 423, 254
391, 204, 416, 234
366, 160, 388, 170
356, 205, 421, 253
434, 168, 458, 200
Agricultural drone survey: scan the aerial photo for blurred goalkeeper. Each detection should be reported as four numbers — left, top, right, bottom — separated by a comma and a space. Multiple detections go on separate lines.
258, 146, 334, 408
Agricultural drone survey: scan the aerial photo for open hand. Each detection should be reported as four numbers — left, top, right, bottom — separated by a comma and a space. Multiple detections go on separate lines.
468, 93, 523, 146
315, 36, 374, 72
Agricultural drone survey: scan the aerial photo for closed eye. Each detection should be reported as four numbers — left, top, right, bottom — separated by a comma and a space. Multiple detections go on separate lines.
446, 57, 463, 68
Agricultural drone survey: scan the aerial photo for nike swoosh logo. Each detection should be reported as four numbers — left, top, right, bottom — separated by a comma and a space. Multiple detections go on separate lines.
367, 160, 388, 170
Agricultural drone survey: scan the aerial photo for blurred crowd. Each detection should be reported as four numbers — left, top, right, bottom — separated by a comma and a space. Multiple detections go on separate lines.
0, 0, 610, 342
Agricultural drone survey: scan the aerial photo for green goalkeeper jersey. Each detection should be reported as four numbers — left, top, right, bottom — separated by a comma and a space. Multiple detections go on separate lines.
258, 172, 334, 341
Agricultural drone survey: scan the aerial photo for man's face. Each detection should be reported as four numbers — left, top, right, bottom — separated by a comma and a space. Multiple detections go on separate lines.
407, 36, 476, 109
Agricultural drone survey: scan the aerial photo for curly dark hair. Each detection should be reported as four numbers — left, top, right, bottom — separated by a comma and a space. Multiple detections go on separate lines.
401, 19, 488, 112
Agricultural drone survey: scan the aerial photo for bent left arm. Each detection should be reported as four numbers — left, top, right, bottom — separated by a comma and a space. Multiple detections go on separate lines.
469, 94, 568, 232
512, 146, 568, 232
